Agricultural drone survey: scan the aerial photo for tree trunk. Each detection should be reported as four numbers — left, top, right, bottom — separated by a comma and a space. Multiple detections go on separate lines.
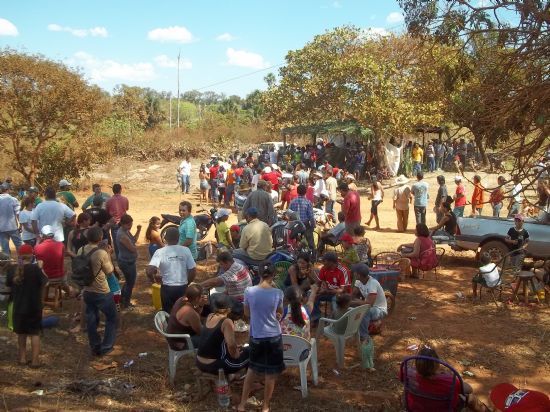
474, 133, 489, 166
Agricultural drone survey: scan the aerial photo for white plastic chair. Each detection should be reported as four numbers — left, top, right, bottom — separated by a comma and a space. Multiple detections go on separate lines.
282, 335, 319, 398
154, 311, 197, 385
316, 305, 370, 368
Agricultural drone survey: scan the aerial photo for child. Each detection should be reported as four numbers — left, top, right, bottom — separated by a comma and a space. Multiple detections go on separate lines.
353, 226, 372, 266
215, 209, 233, 251
472, 252, 500, 299
6, 244, 48, 367
331, 293, 352, 334
145, 216, 163, 258
340, 233, 360, 269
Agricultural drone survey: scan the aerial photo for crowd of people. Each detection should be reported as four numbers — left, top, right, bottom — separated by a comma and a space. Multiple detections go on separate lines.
0, 139, 549, 410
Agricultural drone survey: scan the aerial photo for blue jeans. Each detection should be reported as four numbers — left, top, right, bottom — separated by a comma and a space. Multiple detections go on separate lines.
83, 291, 117, 354
414, 206, 426, 225
225, 184, 235, 206
312, 294, 336, 321
435, 156, 443, 170
453, 206, 465, 217
492, 203, 503, 217
119, 260, 137, 306
181, 175, 190, 193
110, 225, 120, 258
325, 200, 335, 217
427, 157, 435, 172
359, 306, 387, 340
508, 202, 520, 217
412, 161, 422, 175
0, 230, 22, 256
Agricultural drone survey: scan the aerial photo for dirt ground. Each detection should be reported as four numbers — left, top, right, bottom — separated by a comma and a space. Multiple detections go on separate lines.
1, 158, 549, 411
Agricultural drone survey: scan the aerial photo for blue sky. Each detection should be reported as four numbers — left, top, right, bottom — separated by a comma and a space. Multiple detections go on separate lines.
0, 0, 406, 97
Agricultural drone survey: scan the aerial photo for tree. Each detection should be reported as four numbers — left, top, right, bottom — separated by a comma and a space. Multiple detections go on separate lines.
262, 26, 450, 142
0, 49, 108, 184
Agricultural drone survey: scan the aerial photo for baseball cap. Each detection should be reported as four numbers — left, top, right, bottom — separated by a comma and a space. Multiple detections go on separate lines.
263, 166, 272, 173
41, 225, 55, 237
230, 224, 240, 232
18, 244, 34, 256
454, 175, 462, 181
214, 208, 231, 220
351, 263, 370, 277
490, 383, 550, 412
340, 233, 356, 244
27, 186, 38, 193
59, 179, 71, 187
514, 214, 524, 221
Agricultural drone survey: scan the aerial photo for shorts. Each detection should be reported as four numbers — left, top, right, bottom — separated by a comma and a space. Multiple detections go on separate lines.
472, 273, 489, 287
200, 182, 209, 191
13, 312, 42, 335
249, 335, 285, 375
371, 200, 382, 215
196, 347, 250, 375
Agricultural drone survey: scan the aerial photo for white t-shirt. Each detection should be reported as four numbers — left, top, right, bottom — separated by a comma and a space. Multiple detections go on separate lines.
270, 190, 279, 204
479, 263, 500, 287
313, 179, 326, 197
18, 209, 36, 241
355, 277, 387, 312
251, 174, 260, 191
512, 183, 523, 203
0, 194, 20, 232
31, 200, 75, 242
179, 160, 191, 176
149, 245, 196, 286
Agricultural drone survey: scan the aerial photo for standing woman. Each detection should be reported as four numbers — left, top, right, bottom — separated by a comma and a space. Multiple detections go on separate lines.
116, 214, 142, 309
366, 178, 384, 230
67, 212, 92, 258
199, 164, 209, 204
145, 216, 164, 258
238, 266, 285, 412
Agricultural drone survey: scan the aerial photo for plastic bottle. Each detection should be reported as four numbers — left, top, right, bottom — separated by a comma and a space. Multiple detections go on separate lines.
216, 368, 231, 409
361, 338, 374, 369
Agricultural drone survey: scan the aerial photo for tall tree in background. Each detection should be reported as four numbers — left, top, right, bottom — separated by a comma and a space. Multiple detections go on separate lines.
0, 49, 108, 184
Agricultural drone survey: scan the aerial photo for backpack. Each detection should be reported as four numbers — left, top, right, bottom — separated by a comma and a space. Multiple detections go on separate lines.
71, 247, 101, 287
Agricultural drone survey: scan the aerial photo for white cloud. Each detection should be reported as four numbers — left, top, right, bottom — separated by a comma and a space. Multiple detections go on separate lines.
216, 32, 236, 42
386, 12, 404, 24
362, 27, 390, 39
47, 23, 108, 37
68, 51, 156, 83
226, 48, 269, 69
147, 26, 194, 43
0, 18, 18, 36
154, 54, 192, 69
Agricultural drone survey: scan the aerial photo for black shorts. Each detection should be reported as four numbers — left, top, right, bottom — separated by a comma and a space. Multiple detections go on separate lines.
196, 347, 250, 375
13, 312, 42, 335
249, 335, 285, 375
371, 200, 382, 215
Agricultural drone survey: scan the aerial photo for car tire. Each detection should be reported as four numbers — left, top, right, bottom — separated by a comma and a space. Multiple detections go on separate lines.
480, 240, 508, 262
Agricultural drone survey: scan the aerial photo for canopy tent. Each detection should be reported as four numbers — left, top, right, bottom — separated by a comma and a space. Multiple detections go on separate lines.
281, 120, 373, 147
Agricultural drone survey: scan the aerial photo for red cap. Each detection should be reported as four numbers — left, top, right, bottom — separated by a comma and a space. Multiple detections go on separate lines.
340, 233, 356, 244
230, 225, 240, 232
18, 244, 34, 256
490, 383, 550, 412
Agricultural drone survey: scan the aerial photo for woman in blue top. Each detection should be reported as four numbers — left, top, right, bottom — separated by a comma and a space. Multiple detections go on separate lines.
238, 266, 285, 412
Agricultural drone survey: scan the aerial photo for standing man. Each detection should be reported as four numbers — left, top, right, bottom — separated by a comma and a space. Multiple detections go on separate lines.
453, 176, 467, 217
393, 175, 411, 233
146, 227, 196, 313
179, 157, 192, 194
27, 186, 42, 206
410, 171, 429, 225
57, 179, 79, 210
490, 176, 506, 217
224, 162, 236, 207
471, 175, 485, 216
241, 180, 276, 226
411, 143, 424, 176
324, 167, 338, 220
178, 201, 198, 261
82, 183, 110, 210
338, 182, 361, 235
0, 182, 22, 256
289, 184, 316, 258
105, 183, 129, 257
507, 175, 523, 217
426, 141, 436, 173
434, 140, 445, 171
457, 139, 468, 166
32, 187, 76, 243
434, 175, 448, 223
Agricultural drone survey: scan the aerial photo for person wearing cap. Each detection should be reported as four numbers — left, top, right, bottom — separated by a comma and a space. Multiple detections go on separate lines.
344, 173, 358, 191
453, 175, 467, 217
26, 187, 42, 206
200, 251, 252, 304
31, 187, 76, 244
82, 184, 110, 211
146, 227, 196, 313
507, 175, 523, 217
505, 214, 529, 254
261, 165, 280, 192
350, 263, 387, 342
0, 182, 22, 256
289, 184, 316, 257
6, 244, 48, 367
394, 175, 411, 232
312, 252, 351, 320
215, 209, 233, 250
233, 207, 273, 265
241, 180, 276, 226
338, 182, 362, 235
324, 167, 338, 219
312, 171, 326, 207
57, 179, 79, 211
490, 383, 550, 411
340, 232, 360, 268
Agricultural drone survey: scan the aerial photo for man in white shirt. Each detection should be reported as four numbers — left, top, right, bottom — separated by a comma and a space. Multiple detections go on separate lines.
179, 157, 192, 194
31, 186, 75, 243
351, 263, 388, 342
146, 227, 196, 313
0, 183, 22, 256
324, 167, 338, 219
312, 171, 326, 207
508, 175, 523, 217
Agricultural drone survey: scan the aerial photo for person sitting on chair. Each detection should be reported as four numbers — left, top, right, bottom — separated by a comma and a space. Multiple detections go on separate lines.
200, 252, 252, 304
285, 252, 319, 292
166, 284, 206, 351
317, 211, 346, 254
430, 202, 457, 243
472, 252, 500, 301
232, 207, 273, 267
398, 224, 436, 278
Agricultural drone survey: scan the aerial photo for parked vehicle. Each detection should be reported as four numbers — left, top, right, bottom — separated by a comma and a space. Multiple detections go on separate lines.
452, 215, 550, 261
159, 207, 216, 242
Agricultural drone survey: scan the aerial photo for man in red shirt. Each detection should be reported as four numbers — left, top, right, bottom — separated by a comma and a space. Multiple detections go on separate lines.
312, 252, 350, 320
105, 183, 129, 257
261, 166, 280, 192
338, 182, 361, 234
34, 225, 73, 295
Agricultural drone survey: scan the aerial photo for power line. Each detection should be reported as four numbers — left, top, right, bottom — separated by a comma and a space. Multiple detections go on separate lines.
195, 63, 284, 91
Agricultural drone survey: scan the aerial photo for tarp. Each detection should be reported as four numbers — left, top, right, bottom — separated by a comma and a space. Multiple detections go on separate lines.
384, 141, 403, 177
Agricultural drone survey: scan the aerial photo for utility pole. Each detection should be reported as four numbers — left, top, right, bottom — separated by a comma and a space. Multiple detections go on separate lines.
169, 93, 172, 130
177, 50, 181, 129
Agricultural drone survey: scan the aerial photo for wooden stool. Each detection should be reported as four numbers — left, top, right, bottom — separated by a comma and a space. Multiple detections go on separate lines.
43, 280, 64, 309
512, 271, 540, 305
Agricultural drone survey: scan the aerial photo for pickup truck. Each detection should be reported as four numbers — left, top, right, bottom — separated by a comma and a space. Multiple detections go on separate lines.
452, 216, 550, 260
